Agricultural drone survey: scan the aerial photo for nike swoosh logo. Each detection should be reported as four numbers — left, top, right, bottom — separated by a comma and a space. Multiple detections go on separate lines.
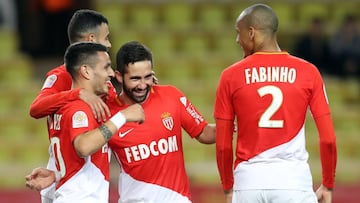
119, 128, 134, 138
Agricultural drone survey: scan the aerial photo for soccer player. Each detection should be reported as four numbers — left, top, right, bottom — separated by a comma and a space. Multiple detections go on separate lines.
214, 3, 337, 203
107, 41, 215, 203
26, 42, 144, 202
28, 9, 113, 203
27, 41, 216, 203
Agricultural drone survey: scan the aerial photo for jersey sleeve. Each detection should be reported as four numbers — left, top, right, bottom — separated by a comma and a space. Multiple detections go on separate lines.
66, 104, 97, 143
215, 118, 235, 191
29, 70, 79, 119
214, 69, 235, 120
309, 70, 337, 189
172, 87, 208, 138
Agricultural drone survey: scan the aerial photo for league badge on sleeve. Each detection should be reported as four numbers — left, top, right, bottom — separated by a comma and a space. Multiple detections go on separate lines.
72, 111, 89, 128
41, 74, 57, 89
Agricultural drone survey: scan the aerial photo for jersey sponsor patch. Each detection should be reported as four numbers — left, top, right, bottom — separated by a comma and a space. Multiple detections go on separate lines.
41, 74, 57, 89
161, 112, 174, 131
72, 111, 88, 128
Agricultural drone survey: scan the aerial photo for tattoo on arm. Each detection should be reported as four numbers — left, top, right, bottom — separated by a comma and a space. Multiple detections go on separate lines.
99, 124, 113, 142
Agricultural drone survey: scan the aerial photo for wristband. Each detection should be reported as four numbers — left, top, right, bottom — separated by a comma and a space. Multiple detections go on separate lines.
109, 112, 126, 129
54, 171, 61, 182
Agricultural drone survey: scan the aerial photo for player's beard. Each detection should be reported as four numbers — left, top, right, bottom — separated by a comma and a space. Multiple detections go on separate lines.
122, 81, 150, 103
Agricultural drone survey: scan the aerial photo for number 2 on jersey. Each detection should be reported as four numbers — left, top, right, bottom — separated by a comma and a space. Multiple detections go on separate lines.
257, 85, 284, 128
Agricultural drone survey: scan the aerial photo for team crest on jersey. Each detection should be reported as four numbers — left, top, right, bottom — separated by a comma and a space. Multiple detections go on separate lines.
72, 111, 88, 128
41, 74, 57, 90
161, 112, 173, 131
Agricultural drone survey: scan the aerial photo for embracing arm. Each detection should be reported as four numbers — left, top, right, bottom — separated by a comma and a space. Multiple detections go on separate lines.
30, 88, 81, 119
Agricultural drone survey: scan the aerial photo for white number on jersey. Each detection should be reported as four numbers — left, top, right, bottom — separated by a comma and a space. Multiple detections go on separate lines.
50, 137, 66, 178
257, 85, 284, 128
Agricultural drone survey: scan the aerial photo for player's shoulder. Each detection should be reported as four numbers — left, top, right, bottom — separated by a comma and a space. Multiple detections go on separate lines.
152, 84, 183, 95
42, 64, 72, 90
62, 99, 93, 115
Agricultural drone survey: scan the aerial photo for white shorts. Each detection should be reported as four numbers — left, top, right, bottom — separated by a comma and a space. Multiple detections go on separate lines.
232, 189, 317, 203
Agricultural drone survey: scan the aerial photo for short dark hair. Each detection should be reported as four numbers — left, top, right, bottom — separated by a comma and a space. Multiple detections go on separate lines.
116, 41, 153, 75
67, 9, 109, 44
64, 42, 108, 79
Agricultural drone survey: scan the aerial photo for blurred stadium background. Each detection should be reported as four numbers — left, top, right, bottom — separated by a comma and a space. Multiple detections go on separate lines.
0, 0, 359, 202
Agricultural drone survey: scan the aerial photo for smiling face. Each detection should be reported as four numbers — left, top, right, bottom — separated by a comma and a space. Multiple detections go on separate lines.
120, 60, 154, 103
89, 51, 114, 96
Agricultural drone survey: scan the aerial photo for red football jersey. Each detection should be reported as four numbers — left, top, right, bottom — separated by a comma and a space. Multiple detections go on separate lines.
108, 85, 208, 203
48, 100, 110, 202
214, 52, 336, 190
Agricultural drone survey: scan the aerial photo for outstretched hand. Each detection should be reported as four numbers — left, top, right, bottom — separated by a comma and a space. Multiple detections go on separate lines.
25, 167, 56, 191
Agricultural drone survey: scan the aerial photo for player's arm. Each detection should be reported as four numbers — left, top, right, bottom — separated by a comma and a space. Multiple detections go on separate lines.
313, 113, 336, 203
215, 118, 234, 194
196, 123, 216, 144
30, 73, 110, 121
74, 104, 144, 157
30, 87, 81, 119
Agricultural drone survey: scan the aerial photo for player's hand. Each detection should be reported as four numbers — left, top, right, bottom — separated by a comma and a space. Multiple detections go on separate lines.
316, 184, 332, 203
121, 104, 145, 124
79, 89, 111, 122
25, 167, 56, 191
224, 189, 233, 203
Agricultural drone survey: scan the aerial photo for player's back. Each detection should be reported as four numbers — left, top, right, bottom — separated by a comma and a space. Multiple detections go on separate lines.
216, 51, 330, 190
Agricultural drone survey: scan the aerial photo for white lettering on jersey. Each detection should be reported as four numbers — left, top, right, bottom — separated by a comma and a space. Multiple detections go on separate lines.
124, 135, 179, 163
72, 111, 88, 128
48, 114, 62, 130
245, 67, 296, 84
179, 97, 204, 125
41, 74, 57, 89
186, 103, 204, 124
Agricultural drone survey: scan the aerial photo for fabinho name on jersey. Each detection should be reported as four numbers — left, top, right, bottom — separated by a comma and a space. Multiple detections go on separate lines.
124, 135, 179, 163
244, 66, 296, 84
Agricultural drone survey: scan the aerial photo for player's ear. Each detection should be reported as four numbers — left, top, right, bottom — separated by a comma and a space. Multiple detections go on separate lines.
248, 26, 255, 40
80, 65, 91, 80
114, 70, 123, 83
